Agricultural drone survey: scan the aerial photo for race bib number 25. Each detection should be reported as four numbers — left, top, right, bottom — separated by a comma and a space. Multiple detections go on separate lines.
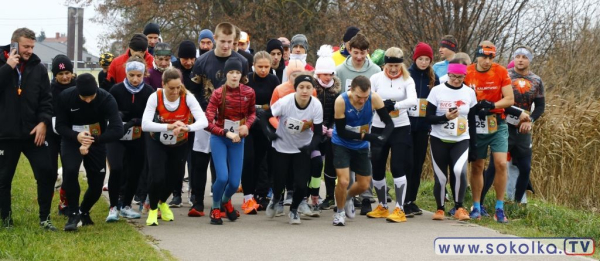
475, 114, 498, 134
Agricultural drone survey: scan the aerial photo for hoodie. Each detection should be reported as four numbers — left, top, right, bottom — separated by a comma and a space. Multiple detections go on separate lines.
335, 56, 381, 93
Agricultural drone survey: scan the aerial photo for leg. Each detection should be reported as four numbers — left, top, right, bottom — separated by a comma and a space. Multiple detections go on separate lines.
222, 138, 245, 203
370, 129, 389, 206
79, 144, 107, 214
106, 142, 126, 208
122, 139, 145, 207
429, 137, 450, 210
481, 153, 496, 205
0, 140, 22, 221
449, 140, 469, 209
291, 152, 311, 210
162, 145, 188, 203
406, 130, 428, 204
210, 135, 229, 209
145, 136, 168, 210
241, 132, 256, 197
308, 152, 323, 198
323, 140, 336, 201
270, 150, 292, 204
60, 141, 84, 215
191, 151, 211, 208
23, 141, 56, 222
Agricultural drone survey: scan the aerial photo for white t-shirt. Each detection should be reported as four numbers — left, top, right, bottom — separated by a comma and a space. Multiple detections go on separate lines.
271, 93, 323, 154
427, 83, 477, 141
370, 72, 417, 128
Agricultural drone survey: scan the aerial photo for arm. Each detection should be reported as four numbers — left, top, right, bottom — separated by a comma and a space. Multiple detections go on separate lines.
186, 94, 209, 131
468, 105, 478, 162
96, 97, 124, 143
141, 93, 169, 132
394, 79, 418, 110
55, 93, 80, 142
530, 97, 545, 122
204, 90, 226, 136
258, 109, 279, 141
244, 89, 256, 128
494, 84, 515, 109
426, 102, 449, 124
36, 69, 53, 127
371, 92, 394, 139
333, 96, 361, 140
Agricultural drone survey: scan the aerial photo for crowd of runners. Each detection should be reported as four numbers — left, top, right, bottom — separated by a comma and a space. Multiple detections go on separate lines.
0, 21, 544, 231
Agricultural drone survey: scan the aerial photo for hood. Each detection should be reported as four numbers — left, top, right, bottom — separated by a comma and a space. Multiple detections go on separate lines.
342, 56, 375, 73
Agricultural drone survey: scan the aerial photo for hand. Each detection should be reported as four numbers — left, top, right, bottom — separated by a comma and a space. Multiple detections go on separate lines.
7, 49, 20, 69
519, 121, 532, 134
168, 121, 186, 130
519, 111, 531, 122
445, 108, 459, 120
384, 99, 396, 113
265, 129, 280, 141
79, 145, 89, 156
238, 125, 249, 138
30, 122, 47, 146
173, 126, 189, 136
326, 128, 333, 138
477, 108, 490, 119
226, 131, 241, 143
322, 126, 328, 135
77, 131, 95, 146
478, 100, 495, 109
364, 133, 384, 146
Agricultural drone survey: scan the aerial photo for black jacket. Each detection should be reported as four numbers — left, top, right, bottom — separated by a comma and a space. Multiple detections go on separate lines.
109, 82, 154, 126
408, 63, 440, 132
50, 78, 76, 116
315, 76, 341, 128
0, 45, 53, 140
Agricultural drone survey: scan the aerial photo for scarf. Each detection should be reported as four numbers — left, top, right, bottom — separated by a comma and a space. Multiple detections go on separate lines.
123, 78, 145, 94
317, 78, 334, 88
384, 67, 402, 80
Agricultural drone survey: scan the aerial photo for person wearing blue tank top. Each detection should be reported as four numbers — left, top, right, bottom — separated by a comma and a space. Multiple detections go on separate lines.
331, 76, 394, 226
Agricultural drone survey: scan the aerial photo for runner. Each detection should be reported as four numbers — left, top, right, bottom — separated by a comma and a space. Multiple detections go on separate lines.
261, 75, 323, 224
266, 39, 285, 82
197, 29, 214, 57
105, 56, 154, 222
143, 22, 160, 56
204, 57, 256, 225
427, 59, 477, 221
432, 35, 458, 77
464, 41, 514, 223
439, 52, 471, 84
331, 76, 394, 226
55, 73, 124, 231
366, 47, 417, 222
332, 26, 361, 66
277, 37, 290, 62
106, 33, 154, 85
406, 42, 439, 216
141, 67, 208, 226
145, 42, 172, 89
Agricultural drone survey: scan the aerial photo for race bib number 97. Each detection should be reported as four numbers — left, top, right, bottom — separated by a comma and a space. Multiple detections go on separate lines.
159, 130, 177, 145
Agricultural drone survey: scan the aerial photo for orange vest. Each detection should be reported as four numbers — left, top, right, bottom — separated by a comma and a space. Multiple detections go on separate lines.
151, 89, 193, 146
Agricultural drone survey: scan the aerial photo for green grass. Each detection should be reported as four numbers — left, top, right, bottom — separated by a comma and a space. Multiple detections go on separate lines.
385, 173, 600, 259
0, 156, 175, 261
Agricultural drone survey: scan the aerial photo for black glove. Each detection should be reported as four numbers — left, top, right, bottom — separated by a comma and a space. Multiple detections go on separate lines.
364, 133, 385, 146
130, 118, 141, 126
265, 128, 280, 142
478, 100, 495, 109
383, 99, 396, 113
299, 145, 312, 156
477, 107, 490, 119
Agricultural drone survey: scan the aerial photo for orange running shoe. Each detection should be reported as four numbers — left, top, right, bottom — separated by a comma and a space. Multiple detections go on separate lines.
243, 198, 258, 215
432, 209, 445, 220
454, 207, 471, 221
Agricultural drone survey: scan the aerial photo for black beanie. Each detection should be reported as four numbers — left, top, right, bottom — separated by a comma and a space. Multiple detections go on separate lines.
343, 26, 360, 42
178, 40, 196, 58
129, 33, 148, 52
223, 57, 243, 75
51, 54, 73, 76
294, 74, 314, 90
266, 39, 284, 54
143, 22, 160, 36
76, 73, 98, 96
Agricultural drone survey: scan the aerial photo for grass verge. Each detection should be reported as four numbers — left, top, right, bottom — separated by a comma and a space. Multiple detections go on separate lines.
0, 156, 175, 261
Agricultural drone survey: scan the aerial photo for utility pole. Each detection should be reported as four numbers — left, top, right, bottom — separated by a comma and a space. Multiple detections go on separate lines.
68, 7, 84, 69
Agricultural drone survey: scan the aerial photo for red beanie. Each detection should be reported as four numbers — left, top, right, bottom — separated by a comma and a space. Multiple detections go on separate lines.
412, 42, 433, 62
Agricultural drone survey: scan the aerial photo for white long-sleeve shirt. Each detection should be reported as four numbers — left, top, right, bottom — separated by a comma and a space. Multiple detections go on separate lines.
370, 71, 417, 128
142, 90, 208, 132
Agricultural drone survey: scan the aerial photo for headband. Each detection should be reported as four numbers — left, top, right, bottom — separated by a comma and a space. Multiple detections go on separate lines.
384, 56, 404, 64
513, 47, 533, 61
440, 40, 457, 50
475, 45, 497, 58
126, 61, 146, 73
447, 63, 467, 75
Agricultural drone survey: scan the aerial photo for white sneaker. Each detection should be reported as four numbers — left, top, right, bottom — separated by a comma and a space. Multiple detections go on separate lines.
275, 200, 285, 217
266, 201, 275, 218
289, 210, 301, 224
120, 206, 141, 219
106, 207, 119, 222
298, 200, 314, 217
283, 191, 293, 206
333, 212, 346, 226
344, 198, 355, 219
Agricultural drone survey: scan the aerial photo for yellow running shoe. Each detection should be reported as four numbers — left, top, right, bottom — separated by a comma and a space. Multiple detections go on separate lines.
367, 205, 389, 218
146, 209, 158, 226
158, 203, 174, 221
386, 207, 407, 223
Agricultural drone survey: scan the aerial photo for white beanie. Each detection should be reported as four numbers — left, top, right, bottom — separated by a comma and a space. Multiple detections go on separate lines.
314, 45, 336, 75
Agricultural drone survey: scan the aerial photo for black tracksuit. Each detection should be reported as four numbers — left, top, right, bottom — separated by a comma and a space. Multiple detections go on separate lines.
56, 87, 123, 215
47, 78, 76, 181
0, 46, 55, 222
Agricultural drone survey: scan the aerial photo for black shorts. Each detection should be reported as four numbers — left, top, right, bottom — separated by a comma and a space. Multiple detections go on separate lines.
332, 144, 372, 176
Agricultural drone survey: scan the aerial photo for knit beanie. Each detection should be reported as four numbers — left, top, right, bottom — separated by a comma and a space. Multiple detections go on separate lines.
291, 34, 309, 52
51, 54, 73, 76
198, 29, 214, 43
223, 57, 243, 75
278, 37, 290, 47
129, 33, 148, 52
294, 74, 314, 90
266, 39, 284, 54
76, 73, 98, 96
343, 26, 360, 42
412, 42, 434, 62
154, 42, 172, 57
143, 23, 160, 36
314, 45, 336, 75
178, 40, 196, 58
440, 35, 458, 52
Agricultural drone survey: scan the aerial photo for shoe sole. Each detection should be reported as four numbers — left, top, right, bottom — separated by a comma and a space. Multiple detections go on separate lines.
169, 204, 182, 208
333, 222, 345, 226
106, 218, 119, 223
386, 218, 407, 223
210, 220, 223, 225
121, 215, 141, 219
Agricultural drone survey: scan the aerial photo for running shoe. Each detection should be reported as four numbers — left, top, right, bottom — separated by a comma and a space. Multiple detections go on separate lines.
481, 206, 491, 217
353, 197, 362, 207
298, 200, 315, 217
64, 213, 80, 231
386, 207, 407, 223
403, 204, 415, 218
333, 212, 346, 226
367, 205, 389, 218
448, 207, 456, 217
469, 208, 481, 220
344, 197, 355, 219
266, 201, 276, 218
410, 202, 423, 215
158, 203, 174, 221
360, 198, 372, 215
494, 208, 509, 223
283, 190, 293, 206
257, 196, 270, 211
133, 195, 142, 205
40, 219, 57, 231
319, 198, 335, 210
210, 208, 223, 225
432, 209, 445, 220
222, 200, 238, 221
81, 212, 94, 226
146, 209, 158, 226
168, 196, 182, 208
454, 207, 471, 221
188, 194, 195, 207
106, 206, 119, 222
120, 206, 141, 219
1, 215, 13, 229
289, 209, 301, 225
188, 204, 205, 217
243, 198, 259, 215
311, 204, 321, 217
276, 200, 285, 217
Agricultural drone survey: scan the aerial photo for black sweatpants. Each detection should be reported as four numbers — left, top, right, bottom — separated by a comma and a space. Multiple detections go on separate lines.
0, 139, 55, 221
61, 140, 106, 215
145, 135, 188, 210
271, 150, 311, 210
46, 131, 61, 179
107, 138, 145, 208
406, 130, 429, 204
190, 150, 215, 208
241, 126, 270, 197
430, 137, 469, 210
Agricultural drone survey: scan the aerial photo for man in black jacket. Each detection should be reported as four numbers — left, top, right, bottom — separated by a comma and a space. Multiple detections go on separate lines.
0, 28, 56, 231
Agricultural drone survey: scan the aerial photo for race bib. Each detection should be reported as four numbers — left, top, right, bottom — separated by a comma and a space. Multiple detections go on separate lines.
408, 98, 427, 117
72, 122, 101, 136
286, 117, 310, 135
159, 130, 177, 145
345, 79, 353, 92
441, 116, 468, 136
475, 114, 498, 134
255, 104, 269, 110
506, 108, 528, 126
389, 109, 400, 118
224, 119, 241, 134
120, 122, 142, 141
346, 124, 370, 134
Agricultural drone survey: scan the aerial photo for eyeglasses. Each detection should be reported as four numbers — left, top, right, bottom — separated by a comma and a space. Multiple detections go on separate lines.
448, 74, 465, 81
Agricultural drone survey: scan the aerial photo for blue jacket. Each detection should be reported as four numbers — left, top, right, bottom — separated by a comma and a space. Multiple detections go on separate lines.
408, 63, 439, 132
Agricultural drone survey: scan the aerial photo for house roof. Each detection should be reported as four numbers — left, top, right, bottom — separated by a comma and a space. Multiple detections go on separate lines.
34, 41, 99, 67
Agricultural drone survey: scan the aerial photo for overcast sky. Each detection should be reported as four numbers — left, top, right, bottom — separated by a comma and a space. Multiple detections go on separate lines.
0, 0, 104, 56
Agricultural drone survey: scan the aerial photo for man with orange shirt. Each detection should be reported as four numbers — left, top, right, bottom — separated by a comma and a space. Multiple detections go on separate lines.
464, 41, 514, 223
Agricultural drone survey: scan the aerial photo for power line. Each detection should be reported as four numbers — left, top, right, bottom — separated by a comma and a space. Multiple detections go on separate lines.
0, 17, 67, 21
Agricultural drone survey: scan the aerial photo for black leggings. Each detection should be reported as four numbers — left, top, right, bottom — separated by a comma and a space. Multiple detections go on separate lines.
0, 139, 55, 221
107, 138, 145, 208
371, 126, 411, 181
430, 137, 469, 210
61, 140, 106, 214
173, 132, 194, 198
190, 150, 215, 207
271, 150, 310, 210
241, 126, 270, 197
406, 130, 428, 204
321, 139, 336, 199
145, 135, 188, 210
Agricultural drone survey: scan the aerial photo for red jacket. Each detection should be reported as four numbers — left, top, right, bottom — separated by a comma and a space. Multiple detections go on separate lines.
106, 49, 154, 84
205, 84, 256, 136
